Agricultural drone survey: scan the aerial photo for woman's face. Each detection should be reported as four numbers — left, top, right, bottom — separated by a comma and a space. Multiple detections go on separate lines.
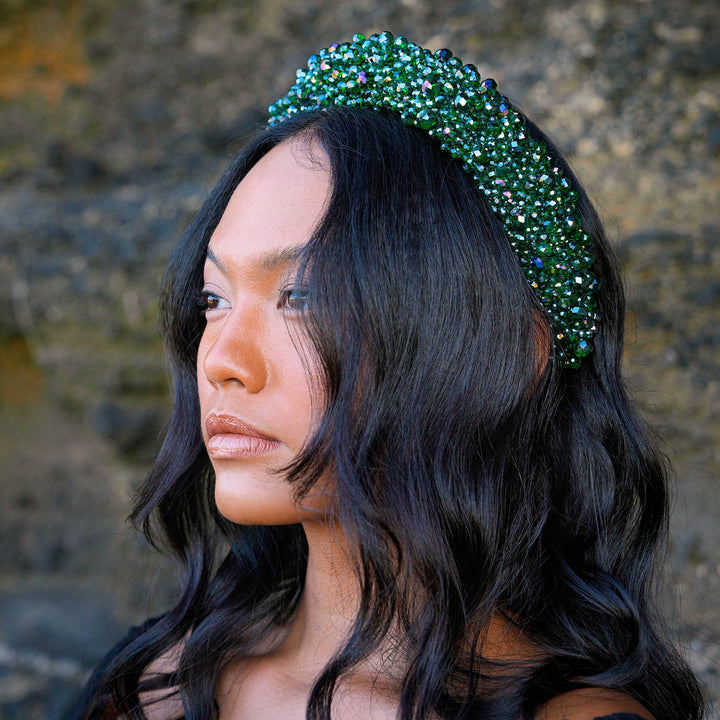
197, 137, 332, 525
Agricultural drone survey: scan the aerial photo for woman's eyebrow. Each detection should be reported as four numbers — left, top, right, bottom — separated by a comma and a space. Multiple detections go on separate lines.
205, 244, 306, 273
205, 246, 229, 274
257, 243, 306, 271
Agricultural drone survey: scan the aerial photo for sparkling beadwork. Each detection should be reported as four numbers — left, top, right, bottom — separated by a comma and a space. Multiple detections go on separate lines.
268, 34, 600, 368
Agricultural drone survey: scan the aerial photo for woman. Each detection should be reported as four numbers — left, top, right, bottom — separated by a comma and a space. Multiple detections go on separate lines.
76, 34, 705, 720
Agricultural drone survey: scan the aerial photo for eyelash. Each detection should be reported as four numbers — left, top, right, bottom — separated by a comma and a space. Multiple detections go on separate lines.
197, 290, 223, 313
277, 286, 309, 311
197, 288, 308, 314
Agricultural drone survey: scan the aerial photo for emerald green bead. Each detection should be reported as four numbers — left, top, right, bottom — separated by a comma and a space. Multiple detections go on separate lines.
416, 108, 435, 129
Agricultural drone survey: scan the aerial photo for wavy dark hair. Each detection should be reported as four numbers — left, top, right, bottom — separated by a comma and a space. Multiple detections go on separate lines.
77, 106, 705, 720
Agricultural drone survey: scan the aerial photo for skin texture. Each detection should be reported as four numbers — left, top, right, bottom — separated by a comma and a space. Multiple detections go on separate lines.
194, 137, 404, 719
197, 136, 330, 526
192, 136, 653, 720
197, 137, 392, 717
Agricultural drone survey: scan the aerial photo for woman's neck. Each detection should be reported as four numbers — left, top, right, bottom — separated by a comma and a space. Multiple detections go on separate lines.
215, 521, 399, 719
273, 519, 362, 677
279, 521, 534, 676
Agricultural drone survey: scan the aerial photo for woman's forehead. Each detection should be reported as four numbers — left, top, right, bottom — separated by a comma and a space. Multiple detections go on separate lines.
206, 138, 331, 275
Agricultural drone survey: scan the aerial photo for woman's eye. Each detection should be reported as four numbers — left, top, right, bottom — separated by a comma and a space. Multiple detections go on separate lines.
198, 290, 228, 314
278, 286, 309, 311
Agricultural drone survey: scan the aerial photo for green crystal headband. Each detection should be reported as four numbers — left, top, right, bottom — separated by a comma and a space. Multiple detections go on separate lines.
268, 32, 599, 368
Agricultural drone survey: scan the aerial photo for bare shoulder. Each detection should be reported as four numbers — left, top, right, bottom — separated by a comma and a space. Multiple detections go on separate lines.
536, 688, 655, 720
138, 639, 185, 720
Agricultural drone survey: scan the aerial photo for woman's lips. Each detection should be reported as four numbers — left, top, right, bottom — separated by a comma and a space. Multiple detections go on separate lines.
204, 414, 280, 459
207, 434, 280, 459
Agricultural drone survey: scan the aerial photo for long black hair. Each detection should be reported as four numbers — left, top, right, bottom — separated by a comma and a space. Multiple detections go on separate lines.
79, 106, 705, 720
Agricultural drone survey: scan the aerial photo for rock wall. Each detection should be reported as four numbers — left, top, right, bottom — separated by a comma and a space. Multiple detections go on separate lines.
0, 0, 718, 717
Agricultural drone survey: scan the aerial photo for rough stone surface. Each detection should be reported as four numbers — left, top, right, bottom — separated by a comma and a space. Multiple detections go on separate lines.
0, 0, 718, 718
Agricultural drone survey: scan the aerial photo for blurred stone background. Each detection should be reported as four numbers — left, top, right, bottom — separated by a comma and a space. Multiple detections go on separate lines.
0, 0, 717, 718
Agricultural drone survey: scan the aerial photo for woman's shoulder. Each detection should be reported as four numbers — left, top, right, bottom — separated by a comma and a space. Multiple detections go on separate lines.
536, 688, 654, 720
137, 638, 185, 720
67, 615, 185, 720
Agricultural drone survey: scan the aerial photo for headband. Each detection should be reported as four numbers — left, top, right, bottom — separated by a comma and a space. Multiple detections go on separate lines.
268, 32, 599, 368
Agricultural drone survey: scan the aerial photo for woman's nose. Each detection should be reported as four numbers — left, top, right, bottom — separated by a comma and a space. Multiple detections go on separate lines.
200, 308, 268, 394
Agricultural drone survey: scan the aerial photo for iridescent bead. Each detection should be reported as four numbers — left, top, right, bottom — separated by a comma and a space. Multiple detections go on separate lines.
462, 63, 480, 82
416, 108, 435, 129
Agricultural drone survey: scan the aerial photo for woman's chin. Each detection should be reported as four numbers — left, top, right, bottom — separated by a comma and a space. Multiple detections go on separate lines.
213, 470, 305, 526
